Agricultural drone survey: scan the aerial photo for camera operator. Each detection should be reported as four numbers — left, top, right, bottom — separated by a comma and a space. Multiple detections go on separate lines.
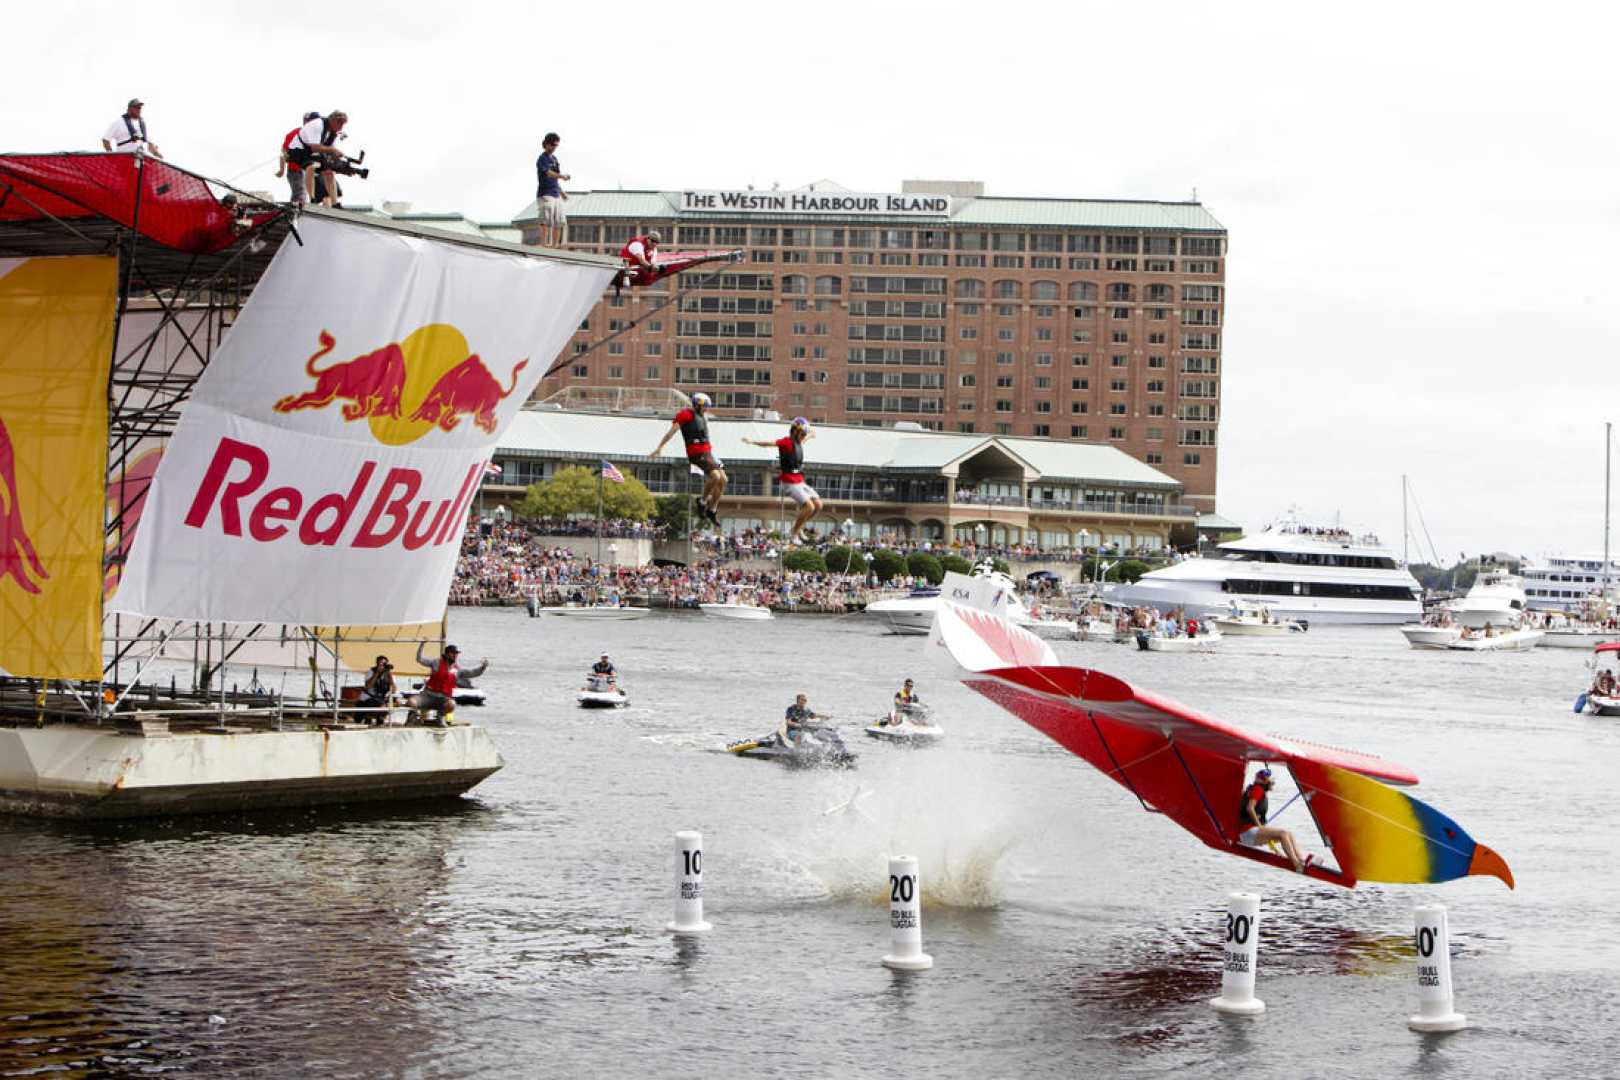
286, 109, 349, 207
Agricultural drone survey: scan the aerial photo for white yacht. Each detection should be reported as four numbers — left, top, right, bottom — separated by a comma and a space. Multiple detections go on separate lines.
1107, 523, 1422, 625
1521, 554, 1620, 613
1445, 569, 1527, 629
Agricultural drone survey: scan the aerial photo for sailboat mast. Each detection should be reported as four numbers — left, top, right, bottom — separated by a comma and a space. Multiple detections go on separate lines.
1402, 474, 1409, 565
1605, 422, 1612, 605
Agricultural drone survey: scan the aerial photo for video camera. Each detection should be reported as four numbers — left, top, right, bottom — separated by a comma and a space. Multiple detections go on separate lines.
317, 148, 369, 179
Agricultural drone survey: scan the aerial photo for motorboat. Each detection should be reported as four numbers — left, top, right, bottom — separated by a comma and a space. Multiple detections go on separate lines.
1106, 520, 1422, 625
866, 563, 1035, 636
1446, 570, 1528, 629
1022, 610, 1079, 641
1079, 616, 1130, 643
1581, 642, 1620, 715
864, 702, 945, 744
577, 674, 628, 708
1135, 625, 1223, 652
1444, 627, 1544, 652
544, 602, 650, 620
1208, 600, 1303, 636
725, 724, 855, 767
699, 601, 774, 620
1538, 623, 1619, 650
1400, 621, 1462, 650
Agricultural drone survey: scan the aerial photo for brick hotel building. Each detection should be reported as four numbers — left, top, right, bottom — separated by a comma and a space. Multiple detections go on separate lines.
516, 181, 1225, 511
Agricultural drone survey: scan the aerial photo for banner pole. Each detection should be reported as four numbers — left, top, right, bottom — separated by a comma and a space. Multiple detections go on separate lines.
597, 469, 604, 564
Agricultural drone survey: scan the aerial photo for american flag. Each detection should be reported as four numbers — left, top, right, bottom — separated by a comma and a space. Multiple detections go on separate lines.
482, 461, 502, 477
601, 459, 626, 484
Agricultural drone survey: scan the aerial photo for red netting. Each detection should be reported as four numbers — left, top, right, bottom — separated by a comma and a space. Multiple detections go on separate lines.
0, 153, 242, 254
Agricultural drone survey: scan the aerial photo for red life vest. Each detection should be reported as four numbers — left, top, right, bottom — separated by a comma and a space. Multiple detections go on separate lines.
426, 659, 457, 696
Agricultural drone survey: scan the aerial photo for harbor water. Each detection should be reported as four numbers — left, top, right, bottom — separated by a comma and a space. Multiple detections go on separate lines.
2, 611, 1617, 1078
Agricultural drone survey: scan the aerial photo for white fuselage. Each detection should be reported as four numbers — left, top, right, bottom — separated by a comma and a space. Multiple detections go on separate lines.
867, 571, 1034, 635
1107, 527, 1422, 625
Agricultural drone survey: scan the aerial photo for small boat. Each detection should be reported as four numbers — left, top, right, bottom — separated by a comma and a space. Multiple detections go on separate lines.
1579, 642, 1620, 715
1445, 627, 1544, 652
1135, 626, 1223, 652
1079, 616, 1130, 643
699, 602, 774, 621
577, 675, 628, 708
1540, 625, 1618, 650
726, 724, 855, 767
544, 603, 650, 620
1400, 620, 1462, 650
864, 702, 945, 744
1210, 600, 1304, 636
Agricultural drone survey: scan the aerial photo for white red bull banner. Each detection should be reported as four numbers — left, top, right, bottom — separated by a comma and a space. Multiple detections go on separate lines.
111, 216, 616, 624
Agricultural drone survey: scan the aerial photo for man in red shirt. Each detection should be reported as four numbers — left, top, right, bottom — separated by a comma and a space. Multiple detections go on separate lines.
1237, 767, 1311, 874
745, 417, 820, 543
652, 392, 726, 527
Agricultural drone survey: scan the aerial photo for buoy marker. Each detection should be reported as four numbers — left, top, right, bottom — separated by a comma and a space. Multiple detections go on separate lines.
1210, 892, 1265, 1015
881, 855, 932, 971
1408, 904, 1467, 1032
665, 830, 712, 935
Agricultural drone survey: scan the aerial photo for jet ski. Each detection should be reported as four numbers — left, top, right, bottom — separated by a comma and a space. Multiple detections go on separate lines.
864, 701, 944, 744
726, 723, 856, 767
577, 674, 628, 708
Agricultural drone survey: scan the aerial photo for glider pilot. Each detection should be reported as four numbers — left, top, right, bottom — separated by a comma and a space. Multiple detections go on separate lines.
652, 392, 726, 526
1238, 768, 1312, 874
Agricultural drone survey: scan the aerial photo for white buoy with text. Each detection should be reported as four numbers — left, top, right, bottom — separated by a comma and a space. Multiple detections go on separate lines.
881, 855, 932, 971
1210, 892, 1265, 1015
665, 830, 712, 935
1408, 904, 1466, 1032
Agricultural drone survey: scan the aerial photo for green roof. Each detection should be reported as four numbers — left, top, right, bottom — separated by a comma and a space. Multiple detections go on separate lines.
512, 189, 1225, 233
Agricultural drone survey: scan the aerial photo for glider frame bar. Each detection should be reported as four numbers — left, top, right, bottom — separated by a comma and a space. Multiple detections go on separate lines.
1169, 738, 1230, 844
1087, 710, 1157, 814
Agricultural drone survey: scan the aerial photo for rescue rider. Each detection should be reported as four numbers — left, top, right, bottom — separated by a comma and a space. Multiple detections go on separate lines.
652, 391, 726, 527
1237, 767, 1312, 874
413, 642, 488, 726
744, 417, 821, 543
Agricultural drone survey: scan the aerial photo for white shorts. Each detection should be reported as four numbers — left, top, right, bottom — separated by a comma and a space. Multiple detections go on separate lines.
781, 481, 819, 506
1238, 827, 1261, 846
540, 195, 567, 228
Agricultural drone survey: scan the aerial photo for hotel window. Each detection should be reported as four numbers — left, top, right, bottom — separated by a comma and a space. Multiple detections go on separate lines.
1072, 329, 1092, 343
1110, 403, 1127, 415
993, 280, 1022, 299
1148, 356, 1166, 369
603, 225, 636, 244
782, 275, 808, 294
997, 327, 1015, 341
781, 228, 813, 247
680, 226, 712, 245
782, 250, 808, 263
1106, 235, 1139, 254
918, 253, 947, 266
752, 250, 776, 262
1150, 308, 1168, 320
918, 229, 949, 249
715, 226, 747, 246
850, 252, 873, 265
608, 319, 628, 331
813, 347, 827, 359
996, 399, 1013, 413
1071, 377, 1089, 390
1184, 260, 1219, 274
791, 346, 807, 358
816, 252, 843, 264
996, 304, 1016, 317
1109, 426, 1126, 440
1033, 305, 1055, 318
1148, 332, 1167, 345
1072, 425, 1088, 437
1069, 257, 1099, 270
1147, 406, 1164, 419
607, 365, 624, 378
644, 365, 660, 379
813, 227, 844, 247
956, 255, 986, 267
1184, 452, 1203, 465
814, 275, 841, 295
1031, 281, 1060, 301
792, 322, 807, 335
1033, 424, 1051, 437
644, 343, 662, 356
955, 279, 985, 298
608, 296, 626, 308
996, 352, 1015, 365
1071, 354, 1090, 366
959, 374, 977, 387
1036, 328, 1055, 342
1108, 284, 1134, 302
1183, 237, 1223, 256
1070, 282, 1098, 302
996, 375, 1015, 388
1030, 233, 1063, 253
751, 227, 778, 245
1146, 259, 1174, 273
996, 423, 1013, 435
959, 302, 981, 315
959, 400, 976, 411
1035, 353, 1052, 366
572, 343, 587, 354
571, 364, 587, 376
1106, 258, 1137, 271
813, 371, 829, 383
1146, 283, 1172, 301
791, 371, 807, 382
879, 229, 913, 249
1144, 236, 1175, 256
992, 232, 1024, 252
1146, 451, 1163, 464
1070, 401, 1088, 414
1031, 256, 1061, 269
1111, 330, 1128, 343
608, 342, 624, 355
814, 322, 828, 335
1183, 284, 1222, 301
959, 422, 976, 432
1146, 379, 1165, 393
1034, 400, 1052, 413
846, 229, 873, 248
959, 350, 978, 363
1071, 307, 1092, 320
960, 326, 978, 340
568, 223, 599, 244
992, 255, 1024, 268
1111, 355, 1128, 367
1068, 234, 1101, 253
1034, 376, 1052, 389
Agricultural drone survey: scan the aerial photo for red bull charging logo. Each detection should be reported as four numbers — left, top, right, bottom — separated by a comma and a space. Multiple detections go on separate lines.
273, 325, 528, 444
0, 414, 48, 595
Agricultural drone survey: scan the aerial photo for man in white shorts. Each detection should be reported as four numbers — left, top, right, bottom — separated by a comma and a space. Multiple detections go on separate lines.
535, 132, 570, 247
746, 417, 821, 543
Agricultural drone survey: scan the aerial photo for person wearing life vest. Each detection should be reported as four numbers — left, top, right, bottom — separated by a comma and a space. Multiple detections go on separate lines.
652, 391, 727, 528
611, 230, 663, 294
101, 98, 163, 158
286, 110, 349, 207
744, 417, 821, 543
413, 642, 488, 725
1237, 767, 1312, 874
882, 678, 921, 726
590, 653, 617, 684
777, 693, 822, 749
277, 112, 320, 203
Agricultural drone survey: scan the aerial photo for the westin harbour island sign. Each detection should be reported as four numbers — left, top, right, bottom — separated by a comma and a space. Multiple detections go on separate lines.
679, 190, 950, 217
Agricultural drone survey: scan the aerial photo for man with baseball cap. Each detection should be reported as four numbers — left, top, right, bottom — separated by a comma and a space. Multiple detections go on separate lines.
101, 98, 162, 158
745, 416, 821, 543
413, 641, 488, 726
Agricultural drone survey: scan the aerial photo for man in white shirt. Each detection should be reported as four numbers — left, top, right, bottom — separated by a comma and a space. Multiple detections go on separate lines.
286, 110, 348, 207
101, 99, 162, 158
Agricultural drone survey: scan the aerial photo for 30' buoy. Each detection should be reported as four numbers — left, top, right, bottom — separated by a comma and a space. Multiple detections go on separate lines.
1210, 892, 1265, 1015
1408, 904, 1466, 1032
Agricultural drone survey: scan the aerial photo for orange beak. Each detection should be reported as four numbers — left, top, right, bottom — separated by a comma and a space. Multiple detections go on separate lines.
1467, 841, 1514, 889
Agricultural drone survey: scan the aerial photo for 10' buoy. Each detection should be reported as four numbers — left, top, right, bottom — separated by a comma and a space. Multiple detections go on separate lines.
665, 830, 712, 935
1408, 904, 1466, 1032
1210, 892, 1265, 1015
881, 855, 932, 971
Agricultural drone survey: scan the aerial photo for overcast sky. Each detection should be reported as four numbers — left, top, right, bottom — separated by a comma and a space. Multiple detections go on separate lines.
7, 1, 1616, 561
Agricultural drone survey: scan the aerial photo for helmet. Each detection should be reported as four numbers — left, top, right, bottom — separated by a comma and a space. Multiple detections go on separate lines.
691, 392, 711, 408
1256, 767, 1273, 780
645, 229, 662, 243
791, 416, 810, 430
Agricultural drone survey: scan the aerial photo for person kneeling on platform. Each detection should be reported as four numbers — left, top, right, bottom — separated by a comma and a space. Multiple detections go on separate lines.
413, 642, 488, 725
1238, 768, 1313, 874
359, 654, 396, 723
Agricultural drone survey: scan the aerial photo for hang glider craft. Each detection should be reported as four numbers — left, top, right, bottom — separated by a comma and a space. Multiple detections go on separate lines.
612, 249, 743, 294
929, 576, 1513, 890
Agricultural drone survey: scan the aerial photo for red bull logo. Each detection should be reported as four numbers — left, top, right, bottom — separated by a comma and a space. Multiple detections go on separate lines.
273, 325, 527, 444
104, 447, 163, 598
0, 415, 48, 595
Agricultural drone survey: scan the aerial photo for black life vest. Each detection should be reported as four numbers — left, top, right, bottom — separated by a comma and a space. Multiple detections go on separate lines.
118, 115, 147, 147
777, 437, 803, 478
592, 661, 614, 674
680, 409, 709, 447
1240, 783, 1268, 826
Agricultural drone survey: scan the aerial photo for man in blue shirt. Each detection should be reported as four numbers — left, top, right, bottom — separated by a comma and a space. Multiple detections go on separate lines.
535, 132, 570, 247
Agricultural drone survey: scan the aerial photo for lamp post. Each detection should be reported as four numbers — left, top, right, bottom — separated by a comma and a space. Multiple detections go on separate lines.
1079, 528, 1090, 583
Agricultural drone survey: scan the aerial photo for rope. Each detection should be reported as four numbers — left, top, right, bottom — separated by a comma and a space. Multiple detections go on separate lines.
541, 254, 744, 380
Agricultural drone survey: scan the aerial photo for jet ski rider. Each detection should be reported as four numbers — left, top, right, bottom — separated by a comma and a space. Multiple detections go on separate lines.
778, 693, 822, 748
1238, 767, 1312, 874
591, 653, 617, 683
881, 679, 920, 726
